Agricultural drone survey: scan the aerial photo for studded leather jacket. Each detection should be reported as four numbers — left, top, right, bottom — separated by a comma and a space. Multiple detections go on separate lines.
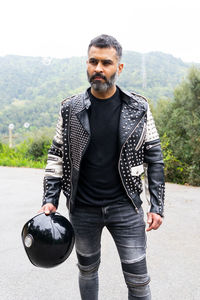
43, 86, 165, 216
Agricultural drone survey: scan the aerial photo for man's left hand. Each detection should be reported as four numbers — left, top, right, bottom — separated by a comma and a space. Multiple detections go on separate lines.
146, 212, 162, 232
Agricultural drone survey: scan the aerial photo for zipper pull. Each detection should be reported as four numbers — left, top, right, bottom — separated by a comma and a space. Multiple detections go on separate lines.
146, 142, 160, 150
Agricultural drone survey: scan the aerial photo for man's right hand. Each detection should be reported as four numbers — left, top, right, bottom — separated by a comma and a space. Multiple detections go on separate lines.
38, 203, 57, 215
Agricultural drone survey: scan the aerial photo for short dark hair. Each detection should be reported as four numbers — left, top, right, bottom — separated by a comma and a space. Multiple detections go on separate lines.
88, 34, 122, 60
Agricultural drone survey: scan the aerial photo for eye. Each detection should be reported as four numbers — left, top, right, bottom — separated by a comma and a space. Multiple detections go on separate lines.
89, 59, 98, 65
102, 60, 112, 66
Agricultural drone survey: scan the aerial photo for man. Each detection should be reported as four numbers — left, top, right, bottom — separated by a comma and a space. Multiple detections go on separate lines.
39, 34, 165, 300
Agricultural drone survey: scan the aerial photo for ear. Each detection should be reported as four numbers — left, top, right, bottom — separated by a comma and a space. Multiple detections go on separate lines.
118, 63, 124, 75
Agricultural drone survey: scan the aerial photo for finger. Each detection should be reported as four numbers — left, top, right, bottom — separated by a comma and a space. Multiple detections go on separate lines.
146, 225, 153, 232
146, 220, 154, 231
44, 206, 51, 215
146, 218, 162, 231
38, 205, 50, 215
146, 221, 157, 231
147, 213, 152, 225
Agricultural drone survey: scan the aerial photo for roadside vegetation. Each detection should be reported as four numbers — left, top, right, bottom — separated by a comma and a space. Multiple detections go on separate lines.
155, 67, 200, 186
0, 132, 52, 168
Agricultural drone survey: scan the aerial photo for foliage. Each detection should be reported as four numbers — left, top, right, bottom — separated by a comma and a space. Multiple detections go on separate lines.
155, 66, 200, 186
0, 143, 45, 168
0, 131, 53, 168
26, 135, 52, 161
160, 133, 189, 184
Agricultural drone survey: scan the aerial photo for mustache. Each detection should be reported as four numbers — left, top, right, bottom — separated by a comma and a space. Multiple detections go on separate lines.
90, 73, 107, 81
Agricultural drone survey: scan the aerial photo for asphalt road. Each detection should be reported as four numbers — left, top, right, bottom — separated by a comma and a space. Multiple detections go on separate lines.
0, 166, 199, 300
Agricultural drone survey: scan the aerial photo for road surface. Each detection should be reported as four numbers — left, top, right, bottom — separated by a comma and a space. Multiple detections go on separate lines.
0, 166, 199, 300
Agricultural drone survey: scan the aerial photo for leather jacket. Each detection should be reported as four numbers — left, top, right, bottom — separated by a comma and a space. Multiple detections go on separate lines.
43, 86, 165, 216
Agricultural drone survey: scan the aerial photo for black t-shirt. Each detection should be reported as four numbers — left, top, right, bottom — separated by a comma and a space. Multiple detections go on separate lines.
76, 87, 127, 207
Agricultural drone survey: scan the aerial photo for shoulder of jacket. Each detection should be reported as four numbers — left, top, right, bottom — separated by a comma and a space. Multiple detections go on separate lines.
61, 94, 76, 106
125, 90, 149, 112
130, 91, 149, 103
61, 93, 84, 106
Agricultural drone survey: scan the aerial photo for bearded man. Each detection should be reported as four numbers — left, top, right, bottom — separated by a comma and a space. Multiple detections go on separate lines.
39, 34, 165, 300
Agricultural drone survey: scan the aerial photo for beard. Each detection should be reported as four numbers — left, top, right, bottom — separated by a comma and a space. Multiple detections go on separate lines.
87, 71, 118, 92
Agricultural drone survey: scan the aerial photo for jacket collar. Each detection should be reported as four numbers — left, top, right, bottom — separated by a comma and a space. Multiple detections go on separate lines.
76, 86, 146, 141
83, 88, 91, 109
82, 86, 142, 110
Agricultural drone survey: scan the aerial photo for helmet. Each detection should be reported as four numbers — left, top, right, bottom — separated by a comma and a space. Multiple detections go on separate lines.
21, 212, 75, 268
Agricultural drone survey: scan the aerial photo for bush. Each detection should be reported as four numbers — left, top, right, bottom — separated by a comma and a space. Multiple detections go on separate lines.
26, 136, 51, 161
0, 134, 52, 168
0, 141, 3, 152
161, 133, 189, 184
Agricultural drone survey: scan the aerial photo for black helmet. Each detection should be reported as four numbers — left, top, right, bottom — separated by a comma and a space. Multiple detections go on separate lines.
21, 212, 75, 268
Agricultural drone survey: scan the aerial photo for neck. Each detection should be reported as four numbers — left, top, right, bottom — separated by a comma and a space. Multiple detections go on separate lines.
91, 85, 116, 99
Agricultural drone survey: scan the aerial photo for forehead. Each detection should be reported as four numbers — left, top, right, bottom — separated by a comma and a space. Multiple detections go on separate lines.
88, 46, 118, 61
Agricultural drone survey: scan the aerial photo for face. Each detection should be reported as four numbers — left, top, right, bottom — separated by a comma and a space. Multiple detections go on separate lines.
87, 46, 123, 93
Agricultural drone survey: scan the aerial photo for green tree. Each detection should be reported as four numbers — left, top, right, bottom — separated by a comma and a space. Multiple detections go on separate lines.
155, 66, 200, 185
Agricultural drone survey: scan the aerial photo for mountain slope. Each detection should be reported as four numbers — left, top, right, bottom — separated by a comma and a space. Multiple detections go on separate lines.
0, 52, 197, 136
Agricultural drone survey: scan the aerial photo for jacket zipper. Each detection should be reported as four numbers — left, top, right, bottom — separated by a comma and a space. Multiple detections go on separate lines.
146, 142, 160, 150
135, 122, 147, 152
118, 114, 146, 213
67, 104, 73, 211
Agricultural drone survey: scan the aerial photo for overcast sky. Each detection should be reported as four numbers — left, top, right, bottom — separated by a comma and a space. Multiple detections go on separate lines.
0, 0, 200, 63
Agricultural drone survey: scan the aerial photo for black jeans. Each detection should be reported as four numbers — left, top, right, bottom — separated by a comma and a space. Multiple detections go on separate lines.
70, 198, 151, 300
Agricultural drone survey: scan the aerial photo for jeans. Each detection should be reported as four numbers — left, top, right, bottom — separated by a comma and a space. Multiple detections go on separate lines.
69, 198, 151, 300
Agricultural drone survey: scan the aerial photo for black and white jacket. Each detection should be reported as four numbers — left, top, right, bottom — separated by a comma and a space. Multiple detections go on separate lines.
43, 87, 165, 216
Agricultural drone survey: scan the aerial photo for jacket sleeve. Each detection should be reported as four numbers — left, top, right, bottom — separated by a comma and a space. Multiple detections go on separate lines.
42, 107, 64, 208
143, 104, 165, 217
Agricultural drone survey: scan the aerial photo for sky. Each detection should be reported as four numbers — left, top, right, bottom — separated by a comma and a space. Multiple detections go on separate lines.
0, 0, 200, 63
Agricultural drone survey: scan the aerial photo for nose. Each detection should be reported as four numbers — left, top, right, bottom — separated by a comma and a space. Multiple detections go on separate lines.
95, 62, 103, 73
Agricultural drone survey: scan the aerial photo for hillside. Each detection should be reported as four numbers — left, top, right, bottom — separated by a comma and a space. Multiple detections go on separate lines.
0, 51, 196, 136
